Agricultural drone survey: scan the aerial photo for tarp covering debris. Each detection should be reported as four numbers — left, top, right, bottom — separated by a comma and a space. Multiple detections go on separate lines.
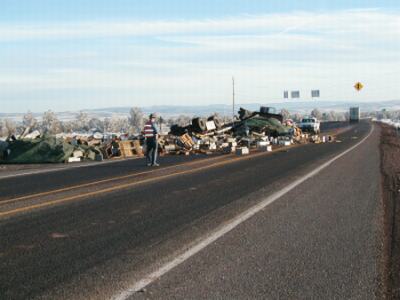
3, 135, 75, 163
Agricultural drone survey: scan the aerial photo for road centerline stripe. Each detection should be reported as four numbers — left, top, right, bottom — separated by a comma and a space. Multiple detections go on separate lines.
0, 155, 226, 205
0, 146, 297, 217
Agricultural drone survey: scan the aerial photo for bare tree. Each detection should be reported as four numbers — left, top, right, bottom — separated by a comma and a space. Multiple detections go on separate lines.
109, 116, 129, 133
128, 107, 144, 134
280, 109, 290, 121
336, 112, 346, 121
62, 121, 75, 133
321, 112, 332, 121
41, 110, 62, 134
157, 116, 166, 133
166, 117, 176, 127
175, 115, 192, 127
311, 108, 322, 120
103, 118, 111, 133
75, 111, 90, 131
88, 118, 104, 132
291, 113, 303, 122
22, 111, 37, 128
2, 119, 17, 137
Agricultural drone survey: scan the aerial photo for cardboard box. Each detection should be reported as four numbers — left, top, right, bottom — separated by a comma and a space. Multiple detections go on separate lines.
257, 141, 270, 148
236, 147, 249, 155
206, 121, 216, 131
68, 157, 81, 163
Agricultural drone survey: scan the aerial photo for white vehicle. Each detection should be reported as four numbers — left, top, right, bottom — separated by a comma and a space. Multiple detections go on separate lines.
299, 117, 320, 134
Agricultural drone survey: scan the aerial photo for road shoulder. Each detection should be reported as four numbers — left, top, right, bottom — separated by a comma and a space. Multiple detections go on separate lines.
380, 123, 400, 299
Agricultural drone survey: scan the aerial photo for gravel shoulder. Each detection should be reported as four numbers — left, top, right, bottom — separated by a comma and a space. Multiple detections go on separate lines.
380, 123, 400, 299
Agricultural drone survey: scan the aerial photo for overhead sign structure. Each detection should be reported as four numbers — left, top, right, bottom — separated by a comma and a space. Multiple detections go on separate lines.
311, 90, 320, 98
354, 82, 364, 91
283, 91, 289, 99
291, 91, 300, 98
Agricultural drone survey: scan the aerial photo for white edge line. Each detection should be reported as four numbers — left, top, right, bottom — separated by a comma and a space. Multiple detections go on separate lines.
0, 157, 139, 180
112, 124, 374, 300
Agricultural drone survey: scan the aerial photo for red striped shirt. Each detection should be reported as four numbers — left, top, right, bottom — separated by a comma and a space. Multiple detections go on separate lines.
144, 121, 155, 138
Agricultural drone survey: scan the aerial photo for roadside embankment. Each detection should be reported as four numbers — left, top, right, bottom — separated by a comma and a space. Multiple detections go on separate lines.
380, 123, 400, 299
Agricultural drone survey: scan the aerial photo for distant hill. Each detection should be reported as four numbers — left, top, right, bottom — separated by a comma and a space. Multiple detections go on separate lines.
80, 100, 400, 117
1, 100, 400, 121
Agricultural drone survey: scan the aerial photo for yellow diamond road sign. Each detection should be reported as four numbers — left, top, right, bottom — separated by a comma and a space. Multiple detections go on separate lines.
354, 82, 364, 91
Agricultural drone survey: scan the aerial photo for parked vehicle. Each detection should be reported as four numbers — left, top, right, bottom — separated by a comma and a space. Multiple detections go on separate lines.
349, 107, 360, 123
299, 117, 320, 134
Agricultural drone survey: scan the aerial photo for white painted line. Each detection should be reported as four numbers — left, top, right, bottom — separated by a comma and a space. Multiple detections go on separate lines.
0, 157, 140, 180
112, 125, 374, 300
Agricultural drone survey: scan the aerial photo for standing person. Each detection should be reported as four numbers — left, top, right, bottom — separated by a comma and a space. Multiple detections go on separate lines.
143, 113, 160, 166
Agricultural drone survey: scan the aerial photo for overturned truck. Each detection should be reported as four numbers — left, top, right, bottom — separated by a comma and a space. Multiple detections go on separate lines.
161, 106, 298, 155
234, 107, 289, 137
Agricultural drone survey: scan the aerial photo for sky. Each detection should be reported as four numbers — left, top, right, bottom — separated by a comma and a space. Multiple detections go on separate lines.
1, 0, 400, 113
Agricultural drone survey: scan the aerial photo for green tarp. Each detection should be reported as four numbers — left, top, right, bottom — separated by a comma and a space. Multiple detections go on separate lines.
235, 116, 290, 137
2, 135, 75, 163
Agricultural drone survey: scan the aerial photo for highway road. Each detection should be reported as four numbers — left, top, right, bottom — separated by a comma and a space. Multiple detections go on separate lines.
0, 121, 384, 299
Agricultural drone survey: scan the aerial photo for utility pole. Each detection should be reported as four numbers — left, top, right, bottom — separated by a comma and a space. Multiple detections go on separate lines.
232, 77, 235, 125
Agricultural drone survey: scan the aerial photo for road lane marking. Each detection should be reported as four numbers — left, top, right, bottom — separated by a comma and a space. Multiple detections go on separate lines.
0, 155, 227, 205
0, 125, 355, 217
0, 126, 351, 180
112, 124, 374, 300
0, 125, 352, 206
0, 145, 302, 218
0, 157, 141, 180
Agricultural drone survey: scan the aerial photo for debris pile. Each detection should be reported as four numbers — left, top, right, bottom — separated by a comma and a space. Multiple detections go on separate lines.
160, 106, 307, 155
0, 131, 143, 164
0, 106, 336, 164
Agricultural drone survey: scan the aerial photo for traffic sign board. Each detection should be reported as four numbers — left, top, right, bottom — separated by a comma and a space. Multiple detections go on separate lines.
354, 82, 364, 91
311, 90, 320, 98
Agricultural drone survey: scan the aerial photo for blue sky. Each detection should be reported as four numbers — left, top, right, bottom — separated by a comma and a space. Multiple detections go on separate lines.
1, 0, 400, 112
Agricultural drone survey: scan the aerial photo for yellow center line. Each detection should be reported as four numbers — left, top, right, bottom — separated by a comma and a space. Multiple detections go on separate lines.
0, 147, 292, 218
0, 155, 227, 205
0, 126, 352, 218
2, 128, 348, 206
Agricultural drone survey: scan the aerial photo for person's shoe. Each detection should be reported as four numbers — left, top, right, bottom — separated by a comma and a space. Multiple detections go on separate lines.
152, 163, 160, 167
147, 163, 152, 167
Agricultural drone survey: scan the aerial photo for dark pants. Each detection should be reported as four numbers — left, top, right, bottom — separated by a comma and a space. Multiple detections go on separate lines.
146, 138, 158, 165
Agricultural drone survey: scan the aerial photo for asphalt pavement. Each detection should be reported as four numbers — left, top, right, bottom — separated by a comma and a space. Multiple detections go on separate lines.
0, 121, 382, 299
132, 122, 383, 300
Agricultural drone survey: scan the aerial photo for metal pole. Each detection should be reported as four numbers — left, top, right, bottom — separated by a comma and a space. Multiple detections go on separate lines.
232, 77, 235, 125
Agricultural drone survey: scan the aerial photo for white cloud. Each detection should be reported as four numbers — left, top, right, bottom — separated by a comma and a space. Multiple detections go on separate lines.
0, 9, 399, 111
0, 10, 398, 41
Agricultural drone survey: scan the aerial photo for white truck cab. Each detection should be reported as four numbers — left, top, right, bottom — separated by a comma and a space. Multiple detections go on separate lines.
299, 117, 320, 134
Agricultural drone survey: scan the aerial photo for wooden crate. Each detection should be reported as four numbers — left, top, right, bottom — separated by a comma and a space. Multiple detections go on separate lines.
119, 141, 134, 158
179, 134, 195, 149
133, 140, 143, 156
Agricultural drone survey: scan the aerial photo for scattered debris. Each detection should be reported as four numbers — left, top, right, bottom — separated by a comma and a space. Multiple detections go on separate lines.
0, 106, 337, 164
236, 147, 249, 156
68, 157, 81, 163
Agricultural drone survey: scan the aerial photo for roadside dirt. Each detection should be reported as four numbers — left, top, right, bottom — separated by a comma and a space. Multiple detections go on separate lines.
380, 123, 400, 299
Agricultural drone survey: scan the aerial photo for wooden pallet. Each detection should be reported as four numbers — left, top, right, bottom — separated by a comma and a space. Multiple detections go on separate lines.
119, 141, 134, 158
